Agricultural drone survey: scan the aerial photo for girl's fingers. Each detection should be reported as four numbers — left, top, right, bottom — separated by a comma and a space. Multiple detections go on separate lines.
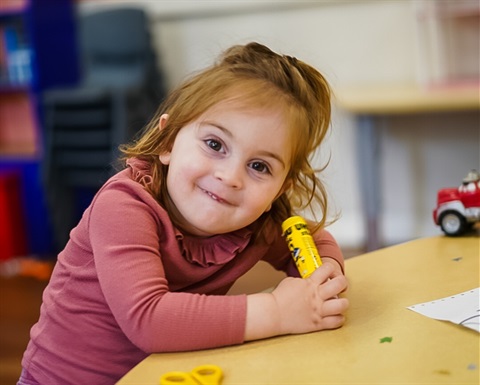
319, 275, 348, 300
307, 263, 334, 284
321, 297, 349, 316
321, 314, 346, 330
321, 257, 343, 277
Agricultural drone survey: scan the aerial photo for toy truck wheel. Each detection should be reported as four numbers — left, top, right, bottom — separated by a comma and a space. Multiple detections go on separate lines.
439, 211, 467, 236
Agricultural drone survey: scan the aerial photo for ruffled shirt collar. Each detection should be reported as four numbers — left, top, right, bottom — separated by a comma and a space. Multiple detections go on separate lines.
175, 227, 253, 267
126, 157, 153, 188
127, 157, 255, 267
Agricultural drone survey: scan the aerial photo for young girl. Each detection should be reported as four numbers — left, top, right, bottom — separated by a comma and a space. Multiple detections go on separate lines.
18, 42, 349, 385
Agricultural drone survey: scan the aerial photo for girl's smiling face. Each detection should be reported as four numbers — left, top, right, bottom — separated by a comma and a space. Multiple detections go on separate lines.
159, 100, 292, 236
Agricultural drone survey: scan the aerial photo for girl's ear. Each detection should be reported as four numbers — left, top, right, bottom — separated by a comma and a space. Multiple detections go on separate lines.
159, 114, 169, 131
158, 114, 171, 165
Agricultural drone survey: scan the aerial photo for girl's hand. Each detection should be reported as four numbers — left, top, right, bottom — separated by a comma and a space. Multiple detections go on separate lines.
272, 263, 349, 335
245, 263, 349, 341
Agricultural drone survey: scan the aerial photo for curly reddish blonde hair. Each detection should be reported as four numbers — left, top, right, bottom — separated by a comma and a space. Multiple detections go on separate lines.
120, 42, 332, 232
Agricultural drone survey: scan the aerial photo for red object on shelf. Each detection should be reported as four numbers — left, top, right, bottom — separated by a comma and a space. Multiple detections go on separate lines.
0, 170, 27, 260
0, 0, 27, 12
0, 92, 38, 157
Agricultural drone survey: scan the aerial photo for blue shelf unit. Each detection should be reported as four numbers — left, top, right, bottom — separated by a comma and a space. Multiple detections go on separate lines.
0, 0, 79, 257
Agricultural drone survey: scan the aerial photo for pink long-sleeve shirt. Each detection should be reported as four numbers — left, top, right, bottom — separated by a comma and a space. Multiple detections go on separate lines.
21, 159, 344, 384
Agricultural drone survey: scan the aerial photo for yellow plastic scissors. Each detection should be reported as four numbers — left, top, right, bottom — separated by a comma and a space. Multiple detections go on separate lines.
160, 364, 223, 385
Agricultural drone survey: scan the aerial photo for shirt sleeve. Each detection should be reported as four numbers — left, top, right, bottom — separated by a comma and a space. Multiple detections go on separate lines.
313, 228, 345, 273
88, 180, 247, 352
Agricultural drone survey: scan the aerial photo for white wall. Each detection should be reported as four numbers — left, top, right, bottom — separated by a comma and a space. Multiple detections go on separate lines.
80, 0, 480, 249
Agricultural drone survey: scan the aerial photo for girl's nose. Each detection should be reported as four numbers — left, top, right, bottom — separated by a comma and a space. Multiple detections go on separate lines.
214, 160, 243, 189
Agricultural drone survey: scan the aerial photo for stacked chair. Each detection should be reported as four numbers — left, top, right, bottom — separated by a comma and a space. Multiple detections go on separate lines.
42, 7, 165, 252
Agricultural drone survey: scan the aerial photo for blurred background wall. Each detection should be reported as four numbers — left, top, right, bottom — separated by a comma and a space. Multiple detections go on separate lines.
78, 0, 479, 250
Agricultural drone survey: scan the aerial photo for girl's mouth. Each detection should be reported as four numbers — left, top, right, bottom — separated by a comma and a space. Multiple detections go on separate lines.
201, 188, 228, 204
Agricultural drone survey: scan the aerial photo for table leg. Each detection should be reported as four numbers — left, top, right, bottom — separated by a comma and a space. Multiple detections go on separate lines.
356, 114, 381, 251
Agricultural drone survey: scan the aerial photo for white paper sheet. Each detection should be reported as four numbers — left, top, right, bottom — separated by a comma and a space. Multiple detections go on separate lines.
407, 288, 480, 333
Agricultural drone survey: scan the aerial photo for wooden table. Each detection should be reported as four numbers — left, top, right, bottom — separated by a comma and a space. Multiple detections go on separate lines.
117, 236, 480, 384
335, 83, 480, 251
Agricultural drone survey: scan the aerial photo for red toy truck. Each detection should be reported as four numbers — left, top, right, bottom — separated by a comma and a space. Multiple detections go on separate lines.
433, 170, 480, 236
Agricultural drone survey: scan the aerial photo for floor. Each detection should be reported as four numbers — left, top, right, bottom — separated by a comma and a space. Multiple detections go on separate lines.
0, 275, 48, 385
0, 249, 361, 385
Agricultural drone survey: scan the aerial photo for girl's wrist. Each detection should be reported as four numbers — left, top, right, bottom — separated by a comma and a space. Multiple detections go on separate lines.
244, 292, 280, 341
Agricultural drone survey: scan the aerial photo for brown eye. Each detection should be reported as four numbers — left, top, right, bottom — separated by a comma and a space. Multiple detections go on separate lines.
205, 139, 222, 152
249, 161, 270, 174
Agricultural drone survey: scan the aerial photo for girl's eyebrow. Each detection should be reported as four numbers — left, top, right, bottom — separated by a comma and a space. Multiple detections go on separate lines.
201, 120, 286, 169
259, 150, 286, 170
201, 120, 233, 138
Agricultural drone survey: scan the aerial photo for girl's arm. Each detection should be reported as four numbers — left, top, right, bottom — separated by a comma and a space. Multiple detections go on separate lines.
244, 263, 349, 341
89, 180, 247, 352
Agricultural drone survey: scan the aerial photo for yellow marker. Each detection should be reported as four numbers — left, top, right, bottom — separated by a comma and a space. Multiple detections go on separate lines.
282, 216, 322, 278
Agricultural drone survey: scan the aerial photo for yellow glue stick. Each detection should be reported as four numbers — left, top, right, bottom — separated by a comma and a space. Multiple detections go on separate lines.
282, 216, 322, 278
